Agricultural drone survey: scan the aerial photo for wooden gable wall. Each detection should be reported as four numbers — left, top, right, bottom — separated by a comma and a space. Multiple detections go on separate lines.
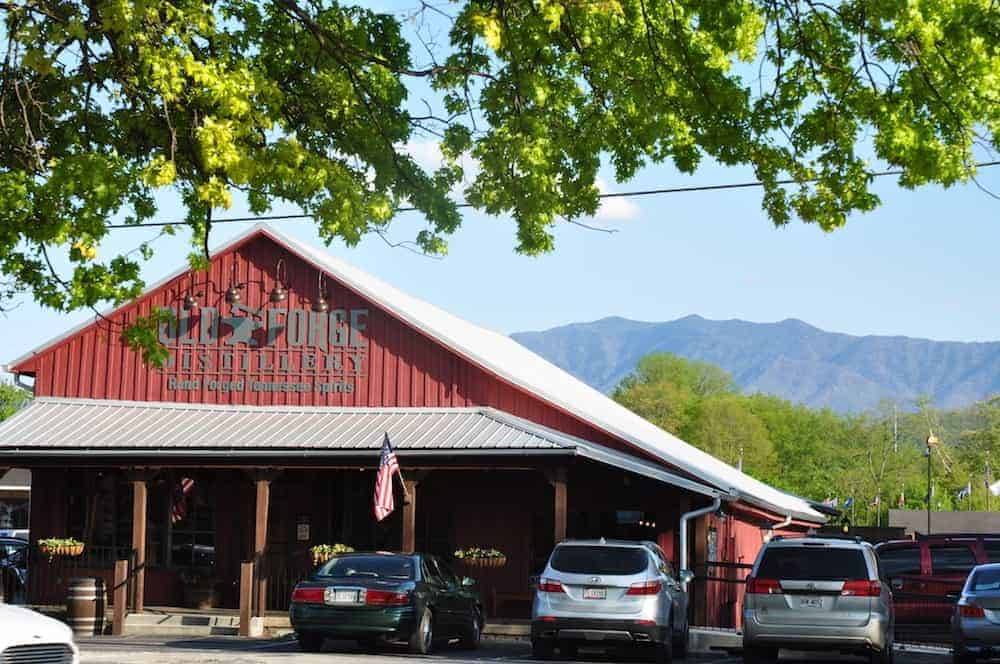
11, 231, 644, 456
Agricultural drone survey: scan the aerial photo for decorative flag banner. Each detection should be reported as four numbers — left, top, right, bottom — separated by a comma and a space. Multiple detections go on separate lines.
374, 433, 401, 522
957, 483, 972, 500
822, 497, 839, 508
843, 497, 854, 509
990, 480, 1000, 497
171, 477, 195, 524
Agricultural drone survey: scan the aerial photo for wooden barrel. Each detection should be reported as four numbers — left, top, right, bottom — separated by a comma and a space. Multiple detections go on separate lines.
66, 577, 105, 636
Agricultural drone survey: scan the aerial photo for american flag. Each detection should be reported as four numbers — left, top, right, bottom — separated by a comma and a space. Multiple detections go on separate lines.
171, 477, 195, 524
373, 433, 400, 522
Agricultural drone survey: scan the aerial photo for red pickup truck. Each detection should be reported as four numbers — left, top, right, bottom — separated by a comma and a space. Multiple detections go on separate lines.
875, 535, 1000, 639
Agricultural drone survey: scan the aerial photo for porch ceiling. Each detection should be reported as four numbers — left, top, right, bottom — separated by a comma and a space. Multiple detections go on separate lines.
0, 397, 721, 499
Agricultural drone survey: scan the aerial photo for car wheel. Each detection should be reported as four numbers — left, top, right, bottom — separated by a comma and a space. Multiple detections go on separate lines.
409, 608, 434, 655
297, 631, 324, 653
532, 638, 555, 660
743, 645, 778, 664
672, 621, 689, 658
953, 649, 976, 664
650, 637, 673, 664
458, 608, 482, 650
870, 644, 893, 664
357, 637, 378, 652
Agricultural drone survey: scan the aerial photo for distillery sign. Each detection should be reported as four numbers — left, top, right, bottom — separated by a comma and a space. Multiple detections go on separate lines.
158, 303, 369, 395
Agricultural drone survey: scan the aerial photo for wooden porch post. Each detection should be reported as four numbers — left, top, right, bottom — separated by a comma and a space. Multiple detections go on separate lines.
112, 559, 128, 636
402, 479, 419, 553
238, 561, 254, 637
130, 474, 150, 613
253, 475, 271, 618
548, 467, 568, 543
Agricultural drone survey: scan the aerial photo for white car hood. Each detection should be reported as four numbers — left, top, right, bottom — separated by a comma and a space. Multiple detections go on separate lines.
0, 605, 75, 650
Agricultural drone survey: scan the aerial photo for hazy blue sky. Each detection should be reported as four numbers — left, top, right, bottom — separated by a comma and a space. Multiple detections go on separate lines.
4, 2, 1000, 375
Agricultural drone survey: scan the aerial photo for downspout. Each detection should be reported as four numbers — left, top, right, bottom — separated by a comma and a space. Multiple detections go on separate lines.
772, 514, 793, 531
679, 495, 722, 586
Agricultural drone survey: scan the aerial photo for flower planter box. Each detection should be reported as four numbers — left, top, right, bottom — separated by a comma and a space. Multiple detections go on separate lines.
458, 555, 507, 569
39, 543, 85, 559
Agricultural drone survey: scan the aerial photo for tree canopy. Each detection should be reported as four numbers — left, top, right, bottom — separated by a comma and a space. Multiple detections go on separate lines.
2, 0, 998, 321
614, 352, 1000, 524
0, 382, 30, 420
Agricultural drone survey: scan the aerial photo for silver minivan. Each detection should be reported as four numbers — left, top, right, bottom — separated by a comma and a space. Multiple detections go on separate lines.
531, 539, 688, 662
743, 536, 894, 664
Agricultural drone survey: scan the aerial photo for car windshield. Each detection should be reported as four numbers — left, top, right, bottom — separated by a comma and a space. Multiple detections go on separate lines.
551, 545, 648, 575
758, 547, 868, 581
970, 568, 1000, 592
317, 555, 414, 580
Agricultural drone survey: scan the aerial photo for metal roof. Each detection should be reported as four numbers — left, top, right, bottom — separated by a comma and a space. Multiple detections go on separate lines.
0, 398, 720, 498
0, 398, 565, 451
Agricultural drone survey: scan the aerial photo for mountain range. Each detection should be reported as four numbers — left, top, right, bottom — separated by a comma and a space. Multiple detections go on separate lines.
510, 315, 1000, 413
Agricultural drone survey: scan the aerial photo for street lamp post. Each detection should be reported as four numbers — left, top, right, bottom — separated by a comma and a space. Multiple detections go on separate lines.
926, 434, 938, 534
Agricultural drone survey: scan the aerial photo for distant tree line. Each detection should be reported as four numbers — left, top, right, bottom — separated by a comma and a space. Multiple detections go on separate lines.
613, 353, 1000, 526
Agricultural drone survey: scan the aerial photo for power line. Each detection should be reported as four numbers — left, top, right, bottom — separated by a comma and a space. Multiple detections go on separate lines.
104, 160, 1000, 230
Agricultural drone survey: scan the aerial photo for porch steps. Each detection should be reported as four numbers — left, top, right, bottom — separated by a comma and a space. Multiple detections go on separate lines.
123, 611, 242, 636
121, 610, 295, 637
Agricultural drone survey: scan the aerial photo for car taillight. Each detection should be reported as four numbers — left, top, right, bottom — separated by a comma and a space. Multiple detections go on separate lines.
365, 589, 410, 606
291, 587, 324, 604
841, 580, 882, 597
626, 580, 663, 596
959, 604, 986, 618
746, 577, 782, 595
538, 578, 565, 593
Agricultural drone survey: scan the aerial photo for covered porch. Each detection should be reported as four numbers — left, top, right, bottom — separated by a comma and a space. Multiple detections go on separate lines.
1, 397, 720, 625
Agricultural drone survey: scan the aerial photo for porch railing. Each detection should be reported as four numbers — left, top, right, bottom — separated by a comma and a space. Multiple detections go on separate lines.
690, 560, 753, 630
262, 550, 312, 612
26, 545, 133, 606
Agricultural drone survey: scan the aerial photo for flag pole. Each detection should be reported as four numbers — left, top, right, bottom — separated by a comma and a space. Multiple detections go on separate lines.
388, 432, 412, 503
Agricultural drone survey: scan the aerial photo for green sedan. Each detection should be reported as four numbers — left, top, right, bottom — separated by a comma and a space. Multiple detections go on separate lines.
289, 552, 484, 654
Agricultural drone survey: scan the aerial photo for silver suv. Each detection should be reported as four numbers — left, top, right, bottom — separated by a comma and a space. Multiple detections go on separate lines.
743, 536, 894, 664
531, 539, 688, 662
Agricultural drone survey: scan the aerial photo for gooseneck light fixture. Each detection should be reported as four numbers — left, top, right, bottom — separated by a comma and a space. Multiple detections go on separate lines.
225, 263, 243, 305
269, 259, 288, 304
183, 291, 203, 310
312, 272, 329, 313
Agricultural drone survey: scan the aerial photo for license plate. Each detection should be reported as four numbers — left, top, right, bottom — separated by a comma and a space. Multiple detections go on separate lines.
799, 597, 823, 609
583, 587, 607, 600
325, 588, 360, 604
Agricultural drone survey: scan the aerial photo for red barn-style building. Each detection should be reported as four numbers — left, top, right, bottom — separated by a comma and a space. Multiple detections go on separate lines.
0, 225, 824, 628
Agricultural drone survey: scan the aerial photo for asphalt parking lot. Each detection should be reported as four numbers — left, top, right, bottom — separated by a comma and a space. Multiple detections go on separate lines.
76, 636, 952, 663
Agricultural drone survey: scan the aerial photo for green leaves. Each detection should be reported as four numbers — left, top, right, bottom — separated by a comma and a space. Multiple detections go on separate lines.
121, 307, 175, 367
1, 0, 997, 341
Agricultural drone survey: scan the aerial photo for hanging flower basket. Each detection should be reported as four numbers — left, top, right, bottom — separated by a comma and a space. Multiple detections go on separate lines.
453, 547, 507, 568
38, 538, 85, 560
310, 543, 355, 566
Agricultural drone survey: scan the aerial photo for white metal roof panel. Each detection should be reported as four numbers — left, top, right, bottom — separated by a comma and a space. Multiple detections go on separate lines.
0, 398, 723, 499
0, 398, 564, 451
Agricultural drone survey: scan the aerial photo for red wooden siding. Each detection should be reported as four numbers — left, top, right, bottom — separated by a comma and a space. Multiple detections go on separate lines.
11, 232, 634, 453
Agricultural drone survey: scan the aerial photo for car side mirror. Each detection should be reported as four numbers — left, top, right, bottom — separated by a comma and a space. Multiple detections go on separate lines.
461, 576, 476, 588
680, 569, 695, 585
